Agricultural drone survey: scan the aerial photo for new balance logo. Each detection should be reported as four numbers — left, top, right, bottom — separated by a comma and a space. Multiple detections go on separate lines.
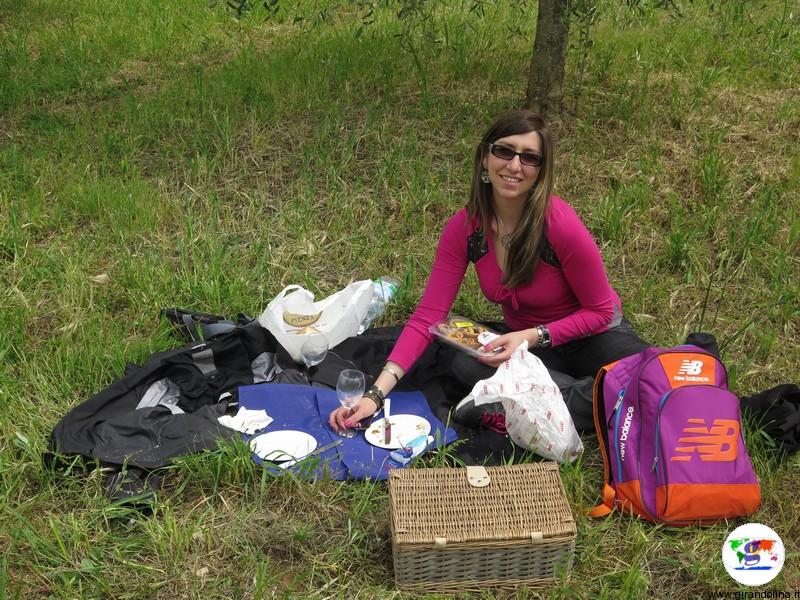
677, 360, 704, 375
671, 418, 739, 462
671, 358, 712, 383
658, 354, 717, 387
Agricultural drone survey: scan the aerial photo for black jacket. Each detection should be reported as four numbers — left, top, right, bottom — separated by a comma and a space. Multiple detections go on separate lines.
47, 323, 282, 469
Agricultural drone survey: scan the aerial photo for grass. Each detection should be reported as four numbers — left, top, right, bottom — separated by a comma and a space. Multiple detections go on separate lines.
1, 0, 799, 597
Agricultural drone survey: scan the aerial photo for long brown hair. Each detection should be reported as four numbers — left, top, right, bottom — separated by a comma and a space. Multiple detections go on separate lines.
466, 110, 555, 288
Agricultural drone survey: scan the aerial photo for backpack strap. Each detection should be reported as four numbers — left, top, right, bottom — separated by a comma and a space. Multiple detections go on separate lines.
192, 313, 255, 342
162, 308, 237, 342
589, 363, 619, 518
467, 229, 488, 263
588, 484, 616, 517
198, 320, 236, 340
181, 313, 202, 343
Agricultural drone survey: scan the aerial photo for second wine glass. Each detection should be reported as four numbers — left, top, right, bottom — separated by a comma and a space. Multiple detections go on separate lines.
300, 333, 329, 369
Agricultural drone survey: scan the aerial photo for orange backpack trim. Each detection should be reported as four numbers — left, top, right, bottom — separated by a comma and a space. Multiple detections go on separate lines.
589, 363, 617, 518
656, 483, 761, 523
588, 483, 615, 517
615, 480, 651, 519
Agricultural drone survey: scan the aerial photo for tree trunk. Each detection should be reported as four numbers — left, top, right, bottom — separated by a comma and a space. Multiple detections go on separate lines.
526, 0, 571, 119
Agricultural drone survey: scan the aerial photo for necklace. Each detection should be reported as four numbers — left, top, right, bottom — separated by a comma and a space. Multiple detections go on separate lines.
494, 214, 513, 249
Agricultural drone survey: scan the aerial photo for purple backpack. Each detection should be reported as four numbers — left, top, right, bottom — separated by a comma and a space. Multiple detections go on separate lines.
590, 346, 761, 525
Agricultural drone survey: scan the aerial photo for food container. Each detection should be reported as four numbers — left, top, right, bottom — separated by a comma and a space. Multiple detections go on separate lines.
429, 314, 500, 357
388, 463, 577, 592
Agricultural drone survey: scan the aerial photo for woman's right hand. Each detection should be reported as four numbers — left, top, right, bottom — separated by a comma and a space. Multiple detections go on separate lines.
329, 396, 379, 433
478, 329, 537, 366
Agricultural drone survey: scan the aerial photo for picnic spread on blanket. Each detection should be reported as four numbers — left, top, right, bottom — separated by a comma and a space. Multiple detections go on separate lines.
238, 383, 457, 480
45, 277, 798, 591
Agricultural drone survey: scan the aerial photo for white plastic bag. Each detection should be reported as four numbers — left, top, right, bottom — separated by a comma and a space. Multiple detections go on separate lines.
463, 340, 583, 463
258, 281, 373, 363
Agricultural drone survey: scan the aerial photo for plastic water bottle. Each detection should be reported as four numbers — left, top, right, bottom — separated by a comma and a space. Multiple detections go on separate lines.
357, 276, 400, 334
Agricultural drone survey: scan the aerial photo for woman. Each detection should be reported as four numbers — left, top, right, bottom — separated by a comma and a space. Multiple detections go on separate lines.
329, 109, 649, 434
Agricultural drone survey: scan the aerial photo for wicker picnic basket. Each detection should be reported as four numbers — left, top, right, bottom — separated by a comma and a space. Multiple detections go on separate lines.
388, 462, 576, 592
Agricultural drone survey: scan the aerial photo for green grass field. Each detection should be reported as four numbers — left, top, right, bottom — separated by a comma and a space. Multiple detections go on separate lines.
2, 0, 798, 597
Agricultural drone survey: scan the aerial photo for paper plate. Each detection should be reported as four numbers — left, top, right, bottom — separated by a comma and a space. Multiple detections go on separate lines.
249, 430, 317, 462
364, 414, 431, 450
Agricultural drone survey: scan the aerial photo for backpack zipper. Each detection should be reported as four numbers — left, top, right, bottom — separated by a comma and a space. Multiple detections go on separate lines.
652, 390, 672, 517
611, 387, 626, 478
652, 390, 671, 473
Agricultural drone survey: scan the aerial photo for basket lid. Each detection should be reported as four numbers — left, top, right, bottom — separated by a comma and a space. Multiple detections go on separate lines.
389, 463, 576, 545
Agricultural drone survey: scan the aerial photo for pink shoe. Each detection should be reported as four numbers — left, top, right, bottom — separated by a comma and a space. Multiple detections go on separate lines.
479, 412, 507, 435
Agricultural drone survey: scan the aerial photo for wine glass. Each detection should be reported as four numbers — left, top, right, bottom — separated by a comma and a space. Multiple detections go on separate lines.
335, 369, 365, 438
300, 334, 329, 369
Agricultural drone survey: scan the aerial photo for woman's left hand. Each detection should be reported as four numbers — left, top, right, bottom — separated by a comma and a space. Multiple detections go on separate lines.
476, 329, 537, 367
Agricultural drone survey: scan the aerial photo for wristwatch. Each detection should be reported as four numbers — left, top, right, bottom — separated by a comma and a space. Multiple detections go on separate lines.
535, 325, 552, 348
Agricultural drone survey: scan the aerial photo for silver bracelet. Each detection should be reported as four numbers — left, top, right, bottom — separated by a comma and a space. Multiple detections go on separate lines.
381, 365, 401, 383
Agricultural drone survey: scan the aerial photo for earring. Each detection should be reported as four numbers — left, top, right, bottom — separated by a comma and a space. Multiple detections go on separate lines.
480, 169, 491, 184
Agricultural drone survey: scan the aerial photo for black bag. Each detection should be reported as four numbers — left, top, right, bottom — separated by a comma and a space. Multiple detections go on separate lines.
740, 384, 800, 455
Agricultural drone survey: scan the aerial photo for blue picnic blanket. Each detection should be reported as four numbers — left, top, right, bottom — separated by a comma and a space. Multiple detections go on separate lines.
238, 384, 458, 480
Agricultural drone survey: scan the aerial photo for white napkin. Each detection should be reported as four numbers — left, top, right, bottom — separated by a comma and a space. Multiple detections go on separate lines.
218, 407, 273, 435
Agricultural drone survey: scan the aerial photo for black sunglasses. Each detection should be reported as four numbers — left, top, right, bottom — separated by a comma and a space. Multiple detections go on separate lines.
487, 143, 544, 168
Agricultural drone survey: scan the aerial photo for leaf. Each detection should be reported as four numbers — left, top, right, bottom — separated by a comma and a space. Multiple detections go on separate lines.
90, 273, 110, 284
14, 432, 31, 450
80, 558, 97, 572
57, 321, 79, 334
12, 284, 30, 308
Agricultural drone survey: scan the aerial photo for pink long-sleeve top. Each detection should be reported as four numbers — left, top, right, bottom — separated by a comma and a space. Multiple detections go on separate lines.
387, 196, 623, 372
